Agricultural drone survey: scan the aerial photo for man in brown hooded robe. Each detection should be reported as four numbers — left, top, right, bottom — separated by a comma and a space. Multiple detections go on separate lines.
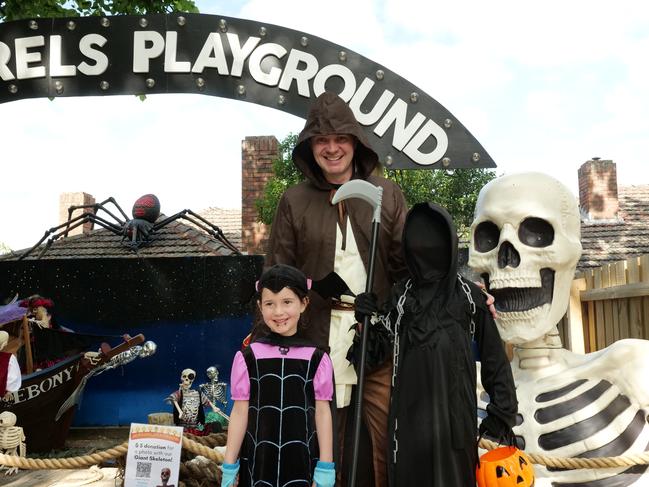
265, 91, 408, 487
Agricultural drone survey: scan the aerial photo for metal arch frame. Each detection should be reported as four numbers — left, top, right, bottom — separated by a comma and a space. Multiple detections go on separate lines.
0, 13, 495, 171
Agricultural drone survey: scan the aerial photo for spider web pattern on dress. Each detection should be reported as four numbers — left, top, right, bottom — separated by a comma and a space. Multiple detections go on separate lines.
240, 346, 323, 487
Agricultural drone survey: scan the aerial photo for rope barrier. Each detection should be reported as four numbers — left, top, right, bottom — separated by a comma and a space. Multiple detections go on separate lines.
0, 435, 647, 473
478, 438, 649, 470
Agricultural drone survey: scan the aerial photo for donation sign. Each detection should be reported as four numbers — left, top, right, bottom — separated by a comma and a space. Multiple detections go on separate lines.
125, 423, 183, 487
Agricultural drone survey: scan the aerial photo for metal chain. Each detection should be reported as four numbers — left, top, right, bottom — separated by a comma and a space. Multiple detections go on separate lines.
390, 279, 411, 465
391, 279, 412, 387
457, 274, 476, 339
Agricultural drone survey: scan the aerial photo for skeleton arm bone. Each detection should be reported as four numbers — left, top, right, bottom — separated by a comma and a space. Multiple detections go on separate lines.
172, 399, 184, 419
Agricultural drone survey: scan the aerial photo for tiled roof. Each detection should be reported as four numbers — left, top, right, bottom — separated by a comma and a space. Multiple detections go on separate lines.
578, 185, 649, 270
194, 207, 242, 250
0, 217, 239, 261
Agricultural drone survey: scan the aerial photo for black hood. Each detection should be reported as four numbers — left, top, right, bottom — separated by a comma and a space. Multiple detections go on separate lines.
403, 202, 458, 293
292, 91, 378, 190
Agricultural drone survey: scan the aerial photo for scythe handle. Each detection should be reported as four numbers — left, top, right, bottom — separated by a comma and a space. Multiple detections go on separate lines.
347, 219, 380, 487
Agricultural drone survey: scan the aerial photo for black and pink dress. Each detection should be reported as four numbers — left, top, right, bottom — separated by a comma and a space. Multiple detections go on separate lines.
230, 334, 334, 487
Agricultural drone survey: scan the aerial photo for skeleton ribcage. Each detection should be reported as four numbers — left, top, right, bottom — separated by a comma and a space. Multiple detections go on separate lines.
479, 377, 649, 486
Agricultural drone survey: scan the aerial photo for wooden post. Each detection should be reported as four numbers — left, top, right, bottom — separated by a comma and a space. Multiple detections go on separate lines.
21, 315, 34, 374
567, 278, 587, 353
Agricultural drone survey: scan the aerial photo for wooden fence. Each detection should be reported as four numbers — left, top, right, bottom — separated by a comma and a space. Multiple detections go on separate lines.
561, 255, 649, 353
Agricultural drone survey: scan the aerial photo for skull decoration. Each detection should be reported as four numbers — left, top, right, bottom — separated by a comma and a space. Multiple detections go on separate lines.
0, 412, 16, 427
469, 172, 581, 344
180, 368, 196, 390
160, 467, 171, 482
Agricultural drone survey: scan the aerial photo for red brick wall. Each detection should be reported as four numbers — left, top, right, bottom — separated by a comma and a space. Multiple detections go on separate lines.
578, 159, 619, 220
241, 136, 279, 255
58, 192, 96, 236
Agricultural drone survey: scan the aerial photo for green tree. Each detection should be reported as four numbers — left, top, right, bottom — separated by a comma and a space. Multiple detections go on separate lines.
256, 133, 497, 238
0, 0, 198, 21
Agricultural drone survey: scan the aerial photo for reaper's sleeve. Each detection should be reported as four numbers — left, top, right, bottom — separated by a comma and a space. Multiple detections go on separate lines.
385, 182, 409, 284
266, 192, 297, 267
475, 292, 518, 431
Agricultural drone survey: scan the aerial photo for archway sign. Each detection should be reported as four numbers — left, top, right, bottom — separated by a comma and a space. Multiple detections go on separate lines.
0, 13, 495, 170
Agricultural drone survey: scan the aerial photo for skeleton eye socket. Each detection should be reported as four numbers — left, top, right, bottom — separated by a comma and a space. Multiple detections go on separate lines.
518, 217, 554, 247
188, 373, 195, 380
474, 221, 500, 252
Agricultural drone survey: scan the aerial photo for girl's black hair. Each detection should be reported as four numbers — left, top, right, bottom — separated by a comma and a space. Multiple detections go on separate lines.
256, 264, 309, 300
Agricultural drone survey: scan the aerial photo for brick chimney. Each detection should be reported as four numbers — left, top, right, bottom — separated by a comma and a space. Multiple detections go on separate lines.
241, 136, 279, 255
59, 192, 96, 236
578, 159, 619, 221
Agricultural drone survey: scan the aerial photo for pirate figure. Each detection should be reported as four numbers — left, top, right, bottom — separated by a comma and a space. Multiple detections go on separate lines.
166, 368, 214, 435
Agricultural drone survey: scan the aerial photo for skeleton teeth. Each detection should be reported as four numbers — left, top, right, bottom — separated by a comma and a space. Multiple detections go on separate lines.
490, 276, 541, 289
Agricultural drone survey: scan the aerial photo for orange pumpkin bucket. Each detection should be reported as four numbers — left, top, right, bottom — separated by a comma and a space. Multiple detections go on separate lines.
476, 446, 535, 487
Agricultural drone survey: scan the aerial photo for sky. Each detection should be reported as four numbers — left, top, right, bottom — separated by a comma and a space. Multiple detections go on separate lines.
1, 0, 648, 251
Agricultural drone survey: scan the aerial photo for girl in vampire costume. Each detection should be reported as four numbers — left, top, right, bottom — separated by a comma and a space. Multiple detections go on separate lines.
356, 203, 518, 487
222, 265, 335, 487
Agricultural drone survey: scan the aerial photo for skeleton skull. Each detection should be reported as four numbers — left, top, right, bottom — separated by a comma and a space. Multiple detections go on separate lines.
160, 467, 171, 482
0, 412, 16, 427
206, 366, 218, 381
469, 172, 581, 344
180, 368, 195, 390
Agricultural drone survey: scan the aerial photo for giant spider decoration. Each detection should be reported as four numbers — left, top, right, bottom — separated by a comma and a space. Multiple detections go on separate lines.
17, 194, 241, 260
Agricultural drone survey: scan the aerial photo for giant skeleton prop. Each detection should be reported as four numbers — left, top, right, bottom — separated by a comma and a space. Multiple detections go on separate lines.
469, 172, 649, 486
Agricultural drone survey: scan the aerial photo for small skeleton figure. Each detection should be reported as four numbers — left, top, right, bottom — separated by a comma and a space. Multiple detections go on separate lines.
199, 366, 227, 407
155, 467, 175, 487
469, 172, 649, 486
199, 366, 230, 424
166, 368, 215, 433
0, 411, 26, 475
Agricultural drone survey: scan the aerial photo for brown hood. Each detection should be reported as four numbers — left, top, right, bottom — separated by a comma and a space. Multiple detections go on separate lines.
292, 91, 379, 189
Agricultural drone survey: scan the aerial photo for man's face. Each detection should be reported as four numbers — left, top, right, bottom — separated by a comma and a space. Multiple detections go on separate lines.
310, 134, 355, 184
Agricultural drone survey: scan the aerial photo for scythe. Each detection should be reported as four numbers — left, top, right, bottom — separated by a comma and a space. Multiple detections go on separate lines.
331, 179, 383, 487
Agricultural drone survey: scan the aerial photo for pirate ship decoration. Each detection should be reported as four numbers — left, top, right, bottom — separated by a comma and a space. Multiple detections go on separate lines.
0, 295, 155, 452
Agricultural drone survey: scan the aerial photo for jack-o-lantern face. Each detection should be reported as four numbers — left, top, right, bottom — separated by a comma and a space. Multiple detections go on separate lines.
476, 446, 535, 487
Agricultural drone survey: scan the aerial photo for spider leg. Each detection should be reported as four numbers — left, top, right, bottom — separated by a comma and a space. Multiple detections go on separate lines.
65, 197, 128, 237
153, 210, 241, 254
17, 214, 125, 260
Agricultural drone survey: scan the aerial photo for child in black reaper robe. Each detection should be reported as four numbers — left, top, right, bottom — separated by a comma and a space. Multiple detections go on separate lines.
356, 203, 518, 487
222, 264, 336, 487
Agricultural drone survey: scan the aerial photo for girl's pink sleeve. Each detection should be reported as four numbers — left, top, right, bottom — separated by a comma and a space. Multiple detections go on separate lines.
230, 351, 250, 400
314, 352, 334, 401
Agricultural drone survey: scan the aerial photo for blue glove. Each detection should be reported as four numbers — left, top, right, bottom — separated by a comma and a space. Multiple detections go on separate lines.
313, 461, 335, 487
221, 459, 240, 487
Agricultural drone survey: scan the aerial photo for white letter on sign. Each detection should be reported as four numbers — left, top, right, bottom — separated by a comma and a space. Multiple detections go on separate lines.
78, 34, 108, 75
133, 31, 165, 73
403, 119, 449, 166
49, 35, 76, 77
248, 42, 286, 86
192, 33, 229, 74
279, 49, 318, 98
164, 31, 191, 72
15, 36, 45, 80
0, 41, 14, 81
227, 33, 260, 77
374, 98, 426, 151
